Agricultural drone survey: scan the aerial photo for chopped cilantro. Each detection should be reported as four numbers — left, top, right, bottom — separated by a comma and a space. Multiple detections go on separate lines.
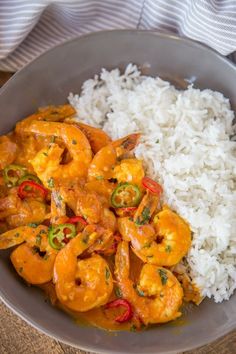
28, 223, 38, 228
142, 242, 151, 249
158, 269, 168, 285
18, 267, 23, 273
105, 267, 110, 280
43, 152, 48, 157
165, 245, 172, 253
136, 287, 145, 297
130, 325, 137, 332
15, 232, 20, 238
115, 287, 122, 298
47, 177, 55, 188
36, 234, 42, 246
82, 233, 89, 244
142, 207, 151, 222
135, 207, 150, 225
44, 254, 49, 261
155, 139, 159, 143
96, 175, 104, 180
50, 135, 56, 143
72, 139, 77, 145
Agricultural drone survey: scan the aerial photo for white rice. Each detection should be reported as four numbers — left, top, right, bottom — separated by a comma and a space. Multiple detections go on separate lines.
69, 64, 236, 303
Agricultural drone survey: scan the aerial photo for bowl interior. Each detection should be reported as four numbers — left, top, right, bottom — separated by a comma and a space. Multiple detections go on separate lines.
0, 30, 235, 354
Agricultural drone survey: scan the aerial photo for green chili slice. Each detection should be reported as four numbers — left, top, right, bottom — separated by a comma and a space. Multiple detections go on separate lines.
18, 174, 42, 185
48, 223, 76, 250
111, 183, 141, 208
3, 164, 27, 187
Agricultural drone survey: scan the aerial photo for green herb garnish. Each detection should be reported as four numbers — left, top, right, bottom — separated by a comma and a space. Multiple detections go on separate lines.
50, 135, 56, 143
142, 242, 151, 249
135, 207, 150, 225
47, 177, 55, 188
115, 287, 122, 298
28, 223, 38, 228
158, 269, 168, 285
36, 234, 42, 246
136, 287, 145, 297
105, 267, 110, 280
130, 325, 137, 332
82, 233, 89, 244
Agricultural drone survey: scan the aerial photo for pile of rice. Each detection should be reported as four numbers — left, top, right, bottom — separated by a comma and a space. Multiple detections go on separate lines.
69, 64, 236, 303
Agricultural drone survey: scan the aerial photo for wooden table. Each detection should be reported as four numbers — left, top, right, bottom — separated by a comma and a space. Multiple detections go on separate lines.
0, 72, 235, 354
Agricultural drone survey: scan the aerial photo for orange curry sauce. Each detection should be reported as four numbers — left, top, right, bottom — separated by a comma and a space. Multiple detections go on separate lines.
0, 105, 202, 332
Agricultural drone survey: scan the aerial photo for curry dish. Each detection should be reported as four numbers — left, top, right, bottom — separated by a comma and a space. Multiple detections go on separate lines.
0, 105, 201, 331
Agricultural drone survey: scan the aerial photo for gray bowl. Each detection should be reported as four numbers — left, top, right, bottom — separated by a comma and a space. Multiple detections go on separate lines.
0, 30, 235, 354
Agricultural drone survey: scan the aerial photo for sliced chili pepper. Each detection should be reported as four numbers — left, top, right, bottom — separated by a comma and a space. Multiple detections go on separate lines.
3, 164, 27, 187
18, 181, 48, 199
111, 183, 141, 208
142, 177, 163, 195
98, 233, 122, 256
115, 207, 138, 217
119, 207, 137, 213
67, 216, 88, 226
105, 299, 133, 323
18, 174, 42, 185
48, 223, 76, 250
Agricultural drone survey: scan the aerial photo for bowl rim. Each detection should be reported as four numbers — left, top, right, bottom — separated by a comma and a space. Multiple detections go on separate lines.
0, 29, 235, 353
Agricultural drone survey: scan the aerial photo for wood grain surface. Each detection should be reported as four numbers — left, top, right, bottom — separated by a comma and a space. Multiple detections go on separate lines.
0, 72, 235, 354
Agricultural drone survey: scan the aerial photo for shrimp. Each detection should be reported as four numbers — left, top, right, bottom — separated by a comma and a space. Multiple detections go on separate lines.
23, 121, 92, 186
133, 191, 159, 225
53, 228, 113, 311
112, 159, 145, 187
118, 205, 191, 266
0, 188, 47, 227
66, 120, 112, 153
15, 105, 76, 134
0, 225, 57, 284
86, 133, 142, 199
50, 184, 116, 232
50, 189, 67, 225
81, 224, 114, 255
0, 135, 17, 170
88, 133, 140, 181
171, 263, 203, 305
115, 241, 183, 325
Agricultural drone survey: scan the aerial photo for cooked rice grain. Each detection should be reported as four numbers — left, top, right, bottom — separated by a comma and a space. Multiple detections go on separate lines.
69, 64, 236, 302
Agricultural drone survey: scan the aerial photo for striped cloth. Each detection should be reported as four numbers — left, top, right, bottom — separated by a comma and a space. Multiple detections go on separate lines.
0, 0, 236, 72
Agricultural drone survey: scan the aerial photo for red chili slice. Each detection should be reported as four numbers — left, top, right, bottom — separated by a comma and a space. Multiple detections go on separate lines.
115, 207, 138, 218
67, 216, 88, 226
105, 299, 133, 323
18, 181, 48, 199
142, 177, 163, 195
119, 207, 138, 213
